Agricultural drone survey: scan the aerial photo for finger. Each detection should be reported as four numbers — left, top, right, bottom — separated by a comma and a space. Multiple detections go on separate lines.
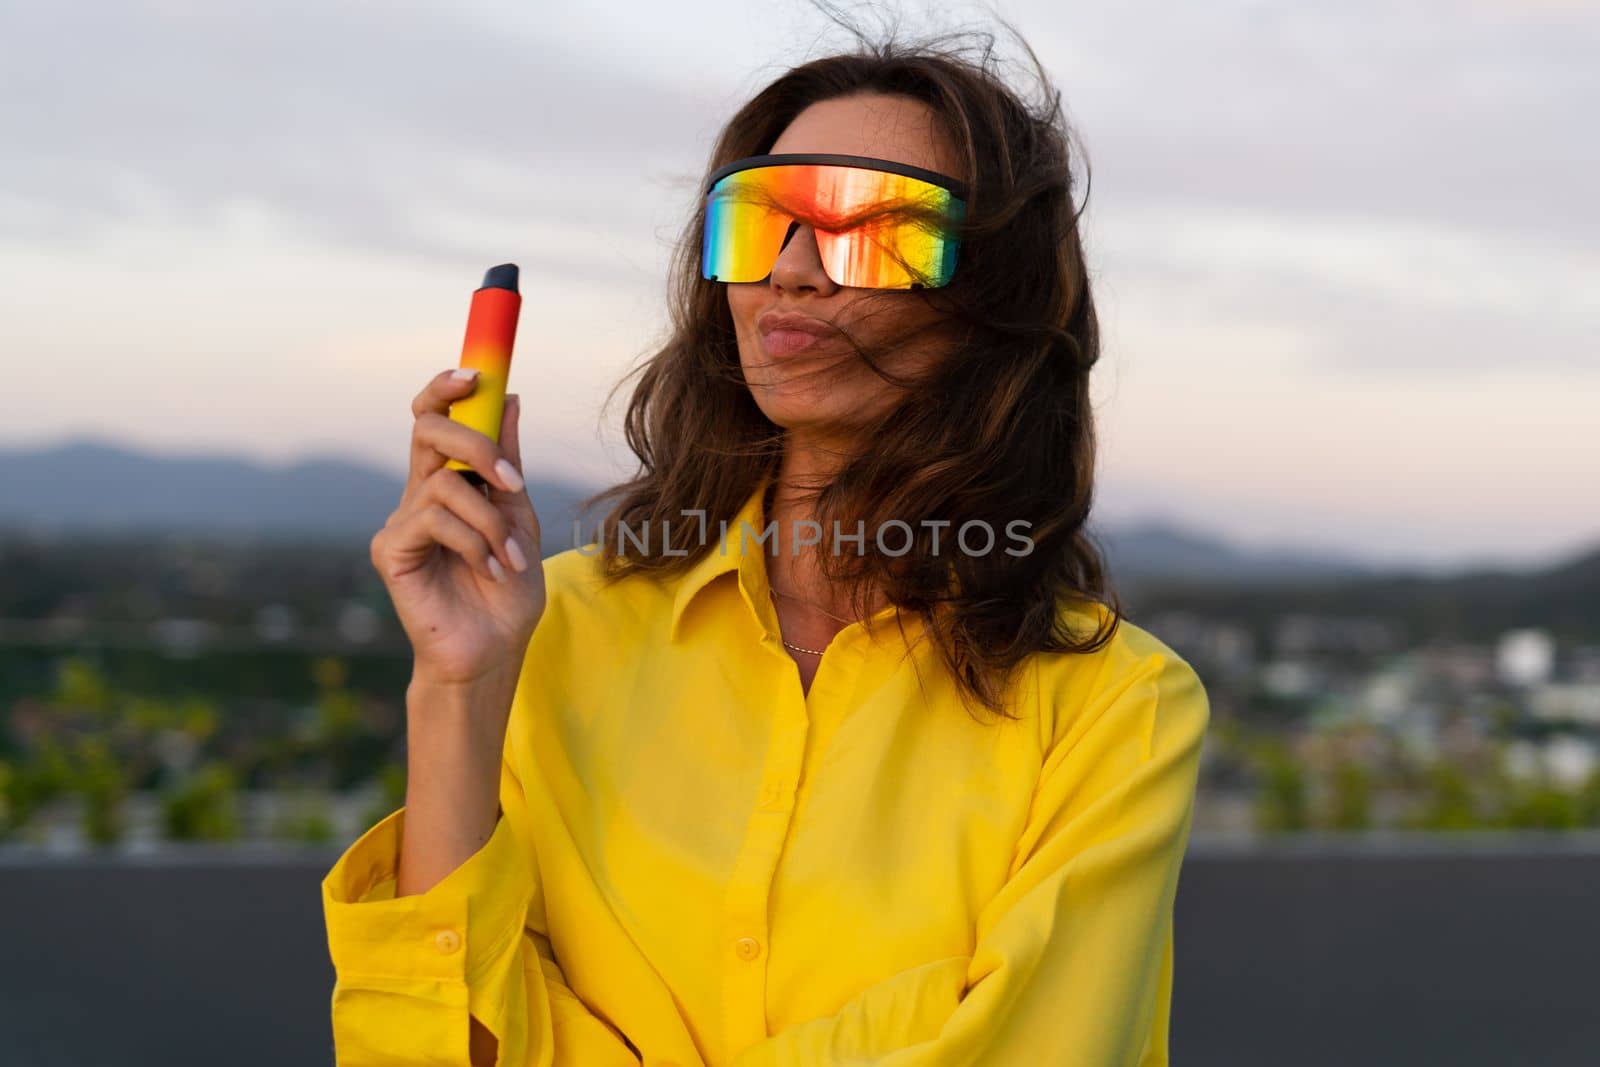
378, 503, 507, 585
405, 367, 487, 493
489, 394, 541, 549
500, 393, 524, 476
412, 367, 480, 419
415, 467, 529, 574
408, 411, 522, 497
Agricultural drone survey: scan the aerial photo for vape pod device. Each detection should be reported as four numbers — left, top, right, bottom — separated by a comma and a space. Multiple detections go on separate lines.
446, 263, 522, 489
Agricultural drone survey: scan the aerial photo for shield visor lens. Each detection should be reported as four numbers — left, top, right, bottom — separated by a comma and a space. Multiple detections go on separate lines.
702, 162, 965, 290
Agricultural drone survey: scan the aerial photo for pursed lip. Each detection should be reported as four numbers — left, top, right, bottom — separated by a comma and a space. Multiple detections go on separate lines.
757, 310, 836, 338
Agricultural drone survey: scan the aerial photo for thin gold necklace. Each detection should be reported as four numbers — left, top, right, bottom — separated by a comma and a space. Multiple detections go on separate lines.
766, 586, 838, 656
768, 584, 858, 623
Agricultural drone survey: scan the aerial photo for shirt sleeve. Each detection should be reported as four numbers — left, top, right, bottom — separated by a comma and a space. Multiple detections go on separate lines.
321, 740, 644, 1067
730, 649, 1210, 1067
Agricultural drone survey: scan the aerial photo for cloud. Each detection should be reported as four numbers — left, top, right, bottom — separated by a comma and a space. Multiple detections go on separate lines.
0, 0, 717, 272
6, 0, 1594, 262
1042, 0, 1599, 245
1092, 205, 1599, 375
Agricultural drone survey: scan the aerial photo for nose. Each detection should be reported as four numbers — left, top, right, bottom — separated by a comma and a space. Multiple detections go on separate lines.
767, 220, 837, 293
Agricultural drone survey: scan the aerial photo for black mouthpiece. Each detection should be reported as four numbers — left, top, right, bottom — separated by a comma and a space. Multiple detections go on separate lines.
480, 263, 519, 293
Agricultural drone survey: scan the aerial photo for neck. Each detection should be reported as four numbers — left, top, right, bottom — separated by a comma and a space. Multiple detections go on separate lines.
765, 433, 885, 623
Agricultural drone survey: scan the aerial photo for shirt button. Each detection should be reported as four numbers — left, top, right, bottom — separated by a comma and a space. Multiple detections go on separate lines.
734, 936, 762, 961
432, 929, 462, 955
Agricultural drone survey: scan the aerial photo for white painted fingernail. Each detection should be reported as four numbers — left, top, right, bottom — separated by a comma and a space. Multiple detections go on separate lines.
494, 458, 524, 492
452, 367, 479, 381
505, 535, 529, 572
487, 556, 508, 583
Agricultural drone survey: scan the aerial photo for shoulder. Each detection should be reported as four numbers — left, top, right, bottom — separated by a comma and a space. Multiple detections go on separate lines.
536, 546, 665, 625
507, 548, 675, 744
539, 544, 614, 606
1028, 598, 1211, 762
518, 547, 679, 681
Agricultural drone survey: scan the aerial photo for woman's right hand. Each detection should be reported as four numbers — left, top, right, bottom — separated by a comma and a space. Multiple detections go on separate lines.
369, 368, 545, 689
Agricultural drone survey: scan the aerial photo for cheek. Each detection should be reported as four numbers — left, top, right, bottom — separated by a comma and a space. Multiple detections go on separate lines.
728, 290, 766, 362
726, 285, 759, 326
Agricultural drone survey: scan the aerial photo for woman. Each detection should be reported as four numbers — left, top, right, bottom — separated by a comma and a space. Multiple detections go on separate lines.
323, 24, 1210, 1067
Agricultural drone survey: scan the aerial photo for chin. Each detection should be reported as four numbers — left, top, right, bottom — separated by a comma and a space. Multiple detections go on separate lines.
756, 401, 829, 430
742, 358, 884, 437
768, 412, 882, 455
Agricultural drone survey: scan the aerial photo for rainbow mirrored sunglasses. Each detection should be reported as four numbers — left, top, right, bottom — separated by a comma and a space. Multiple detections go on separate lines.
701, 153, 968, 290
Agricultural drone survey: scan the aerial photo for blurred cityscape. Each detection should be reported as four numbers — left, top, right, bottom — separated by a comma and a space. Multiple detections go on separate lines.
1142, 574, 1600, 835
3, 456, 1596, 853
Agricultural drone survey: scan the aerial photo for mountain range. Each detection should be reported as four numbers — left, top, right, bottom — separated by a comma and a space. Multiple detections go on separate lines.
1, 438, 1589, 587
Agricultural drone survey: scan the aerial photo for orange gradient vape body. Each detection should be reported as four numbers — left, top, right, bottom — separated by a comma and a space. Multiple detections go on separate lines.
446, 263, 521, 488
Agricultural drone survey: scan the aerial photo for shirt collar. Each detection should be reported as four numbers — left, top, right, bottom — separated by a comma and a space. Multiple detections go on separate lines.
668, 478, 774, 643
666, 477, 929, 648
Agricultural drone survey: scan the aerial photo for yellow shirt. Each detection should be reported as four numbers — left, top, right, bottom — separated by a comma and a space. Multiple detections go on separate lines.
322, 479, 1210, 1066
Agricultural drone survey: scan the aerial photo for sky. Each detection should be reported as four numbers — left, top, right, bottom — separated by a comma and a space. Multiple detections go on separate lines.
2, 0, 1596, 570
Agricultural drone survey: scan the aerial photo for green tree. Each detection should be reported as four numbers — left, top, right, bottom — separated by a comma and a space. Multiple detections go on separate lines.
272, 788, 336, 844
0, 760, 15, 836
1253, 740, 1309, 833
1501, 779, 1580, 830
1578, 769, 1600, 828
74, 736, 129, 846
311, 656, 389, 789
1325, 757, 1374, 831
1411, 762, 1481, 830
359, 762, 408, 834
56, 656, 113, 715
160, 762, 242, 842
13, 737, 75, 830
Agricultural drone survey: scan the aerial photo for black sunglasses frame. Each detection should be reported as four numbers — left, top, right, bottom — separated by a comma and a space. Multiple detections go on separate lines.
704, 153, 970, 202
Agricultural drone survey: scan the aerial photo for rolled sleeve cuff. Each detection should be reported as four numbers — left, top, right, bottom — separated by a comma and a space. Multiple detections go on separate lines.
322, 805, 533, 984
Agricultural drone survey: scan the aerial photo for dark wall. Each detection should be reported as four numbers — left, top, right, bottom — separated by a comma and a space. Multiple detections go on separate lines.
1172, 842, 1599, 1066
2, 843, 1596, 1066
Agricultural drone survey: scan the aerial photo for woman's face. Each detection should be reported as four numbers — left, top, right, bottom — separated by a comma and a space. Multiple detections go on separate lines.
726, 92, 966, 448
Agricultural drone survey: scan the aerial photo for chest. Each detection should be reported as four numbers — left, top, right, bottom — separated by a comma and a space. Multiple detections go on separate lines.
525, 635, 1048, 1040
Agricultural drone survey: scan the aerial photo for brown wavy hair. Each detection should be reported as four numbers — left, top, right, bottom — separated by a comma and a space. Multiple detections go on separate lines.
580, 7, 1123, 721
